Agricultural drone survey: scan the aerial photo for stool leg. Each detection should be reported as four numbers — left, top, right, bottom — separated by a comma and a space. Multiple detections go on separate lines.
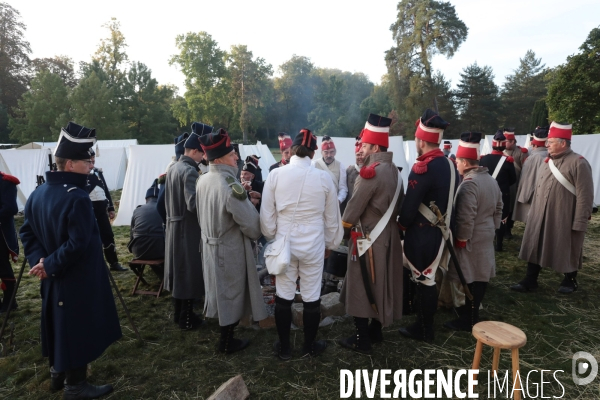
512, 348, 521, 400
492, 347, 501, 375
472, 339, 483, 393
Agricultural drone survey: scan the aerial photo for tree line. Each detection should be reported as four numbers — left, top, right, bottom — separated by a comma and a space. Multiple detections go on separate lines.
1, 1, 598, 147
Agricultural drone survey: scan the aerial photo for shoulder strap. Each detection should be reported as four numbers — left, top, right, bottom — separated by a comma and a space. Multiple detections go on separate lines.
491, 156, 506, 180
548, 159, 576, 195
417, 157, 456, 240
357, 170, 401, 257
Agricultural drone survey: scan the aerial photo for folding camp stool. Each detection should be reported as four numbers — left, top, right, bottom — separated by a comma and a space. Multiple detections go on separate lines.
128, 259, 165, 298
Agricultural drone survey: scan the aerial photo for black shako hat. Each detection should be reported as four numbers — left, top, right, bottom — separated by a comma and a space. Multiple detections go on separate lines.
199, 128, 234, 161
54, 121, 97, 160
533, 126, 549, 139
184, 132, 203, 152
191, 121, 213, 136
145, 178, 159, 199
174, 132, 189, 160
292, 128, 318, 150
242, 160, 259, 176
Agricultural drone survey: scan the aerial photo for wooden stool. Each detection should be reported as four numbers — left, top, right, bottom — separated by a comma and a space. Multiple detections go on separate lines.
471, 321, 527, 399
129, 259, 164, 298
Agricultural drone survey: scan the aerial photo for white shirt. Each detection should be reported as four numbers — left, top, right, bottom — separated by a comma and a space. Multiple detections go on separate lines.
311, 158, 348, 203
261, 156, 343, 264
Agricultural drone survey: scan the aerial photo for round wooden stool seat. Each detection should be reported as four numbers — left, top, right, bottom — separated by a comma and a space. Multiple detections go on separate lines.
471, 321, 527, 400
472, 321, 527, 350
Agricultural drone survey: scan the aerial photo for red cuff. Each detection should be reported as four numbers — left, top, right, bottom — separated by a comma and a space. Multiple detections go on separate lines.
398, 222, 407, 231
454, 239, 467, 248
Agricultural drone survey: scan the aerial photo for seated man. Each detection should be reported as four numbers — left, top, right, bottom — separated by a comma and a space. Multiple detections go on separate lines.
128, 179, 165, 262
240, 157, 263, 211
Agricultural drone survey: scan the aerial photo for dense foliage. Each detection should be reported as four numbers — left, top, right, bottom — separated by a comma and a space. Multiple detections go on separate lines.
1, 2, 598, 146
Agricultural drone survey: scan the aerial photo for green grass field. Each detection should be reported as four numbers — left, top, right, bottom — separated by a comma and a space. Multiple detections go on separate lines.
1, 190, 600, 399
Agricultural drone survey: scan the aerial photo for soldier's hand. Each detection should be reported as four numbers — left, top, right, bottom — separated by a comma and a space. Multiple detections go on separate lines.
241, 181, 252, 191
29, 258, 48, 280
324, 249, 331, 259
109, 211, 116, 220
249, 191, 261, 199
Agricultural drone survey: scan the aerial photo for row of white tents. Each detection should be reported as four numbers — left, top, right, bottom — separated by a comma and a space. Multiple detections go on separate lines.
2, 135, 599, 226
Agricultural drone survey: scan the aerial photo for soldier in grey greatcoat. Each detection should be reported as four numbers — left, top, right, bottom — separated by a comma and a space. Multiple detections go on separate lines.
513, 122, 594, 294
197, 129, 267, 354
444, 132, 503, 331
164, 132, 206, 330
512, 127, 549, 223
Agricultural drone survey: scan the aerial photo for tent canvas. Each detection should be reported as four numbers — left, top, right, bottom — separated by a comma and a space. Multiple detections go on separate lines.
238, 141, 277, 180
571, 134, 600, 205
29, 139, 139, 158
94, 147, 127, 190
314, 136, 410, 191
0, 148, 51, 211
113, 145, 174, 226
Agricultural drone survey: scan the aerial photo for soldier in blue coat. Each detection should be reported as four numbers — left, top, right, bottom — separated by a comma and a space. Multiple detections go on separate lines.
479, 131, 517, 251
20, 122, 121, 399
398, 109, 458, 343
0, 170, 20, 314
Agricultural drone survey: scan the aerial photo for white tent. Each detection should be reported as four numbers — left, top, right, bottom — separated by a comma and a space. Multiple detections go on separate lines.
314, 136, 410, 191
238, 141, 277, 180
93, 147, 127, 190
0, 148, 51, 211
404, 140, 417, 171
571, 134, 600, 205
32, 139, 138, 159
113, 145, 174, 226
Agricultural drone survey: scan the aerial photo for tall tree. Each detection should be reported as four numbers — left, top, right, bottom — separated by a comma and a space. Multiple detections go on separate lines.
454, 63, 500, 134
530, 99, 549, 131
31, 55, 78, 88
386, 0, 467, 134
546, 26, 600, 134
70, 71, 124, 138
122, 62, 176, 143
226, 45, 273, 143
0, 2, 31, 141
8, 70, 70, 143
93, 18, 129, 88
169, 32, 230, 129
500, 50, 547, 133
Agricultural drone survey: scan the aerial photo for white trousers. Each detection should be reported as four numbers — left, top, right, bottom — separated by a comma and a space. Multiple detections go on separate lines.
276, 256, 323, 302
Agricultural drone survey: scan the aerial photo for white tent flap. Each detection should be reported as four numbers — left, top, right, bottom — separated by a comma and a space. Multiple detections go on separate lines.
94, 147, 127, 190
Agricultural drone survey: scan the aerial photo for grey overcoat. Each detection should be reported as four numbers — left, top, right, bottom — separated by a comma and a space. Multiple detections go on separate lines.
512, 146, 548, 223
164, 156, 204, 299
196, 164, 267, 326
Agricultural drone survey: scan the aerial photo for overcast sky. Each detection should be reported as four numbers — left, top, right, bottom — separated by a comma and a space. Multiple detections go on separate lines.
13, 0, 600, 93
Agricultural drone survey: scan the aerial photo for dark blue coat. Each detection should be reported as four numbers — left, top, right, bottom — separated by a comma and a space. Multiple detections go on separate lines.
479, 152, 517, 218
19, 171, 122, 371
0, 172, 19, 260
399, 153, 459, 273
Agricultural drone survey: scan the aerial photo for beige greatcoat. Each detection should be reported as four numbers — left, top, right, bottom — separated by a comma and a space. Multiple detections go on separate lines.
512, 146, 548, 223
195, 164, 267, 326
449, 167, 503, 284
340, 152, 404, 326
519, 148, 594, 273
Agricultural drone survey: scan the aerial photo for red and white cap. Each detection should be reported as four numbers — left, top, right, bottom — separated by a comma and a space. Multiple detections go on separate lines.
321, 135, 335, 151
531, 126, 549, 146
548, 122, 572, 140
414, 109, 449, 144
443, 141, 452, 150
278, 133, 293, 151
456, 132, 482, 160
361, 113, 391, 148
503, 128, 515, 141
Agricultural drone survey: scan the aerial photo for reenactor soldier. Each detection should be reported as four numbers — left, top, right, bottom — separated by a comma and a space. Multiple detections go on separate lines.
0, 169, 20, 314
341, 137, 364, 214
513, 127, 549, 223
513, 122, 594, 294
128, 179, 165, 261
197, 128, 267, 353
442, 140, 455, 159
240, 157, 263, 211
398, 109, 458, 343
479, 131, 516, 252
338, 114, 404, 354
312, 136, 348, 204
503, 128, 528, 236
444, 132, 503, 331
157, 131, 191, 224
164, 129, 208, 330
269, 133, 293, 171
21, 122, 121, 399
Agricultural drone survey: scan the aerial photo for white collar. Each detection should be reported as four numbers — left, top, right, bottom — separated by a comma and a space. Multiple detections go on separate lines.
290, 155, 311, 167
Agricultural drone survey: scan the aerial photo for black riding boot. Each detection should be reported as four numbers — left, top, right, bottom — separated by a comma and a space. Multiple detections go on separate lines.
173, 298, 183, 324
274, 296, 294, 360
398, 283, 437, 343
218, 321, 250, 354
558, 271, 579, 294
104, 244, 126, 271
495, 227, 504, 252
302, 299, 327, 356
402, 268, 415, 315
506, 216, 514, 238
338, 317, 372, 354
178, 299, 204, 330
63, 365, 113, 399
369, 319, 383, 343
444, 282, 487, 331
0, 279, 17, 314
50, 366, 65, 391
510, 263, 541, 292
